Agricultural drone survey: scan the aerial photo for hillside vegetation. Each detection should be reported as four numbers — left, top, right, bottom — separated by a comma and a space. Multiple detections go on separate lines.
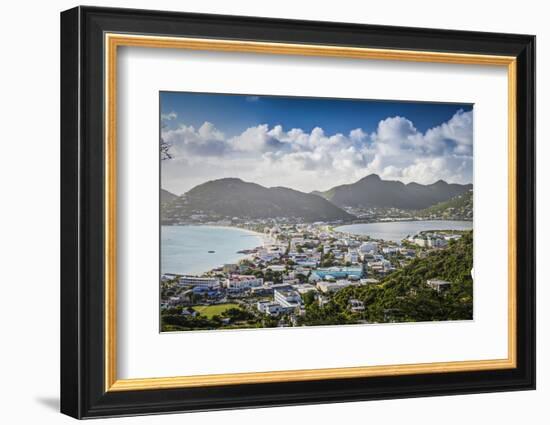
300, 231, 473, 325
417, 189, 473, 220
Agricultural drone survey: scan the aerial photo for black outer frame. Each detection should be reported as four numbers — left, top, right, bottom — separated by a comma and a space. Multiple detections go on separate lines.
60, 5, 536, 419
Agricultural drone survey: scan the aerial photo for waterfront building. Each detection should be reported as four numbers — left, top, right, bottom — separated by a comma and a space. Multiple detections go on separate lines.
410, 234, 448, 248
222, 264, 238, 273
444, 234, 462, 241
178, 276, 220, 289
428, 238, 448, 248
162, 273, 181, 281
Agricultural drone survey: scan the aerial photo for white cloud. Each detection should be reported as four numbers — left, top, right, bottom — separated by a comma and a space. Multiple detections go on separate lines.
162, 122, 227, 157
161, 109, 473, 194
161, 111, 177, 121
229, 124, 287, 153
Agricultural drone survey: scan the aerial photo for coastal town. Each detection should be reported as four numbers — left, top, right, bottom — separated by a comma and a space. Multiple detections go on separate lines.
161, 221, 471, 331
159, 94, 475, 331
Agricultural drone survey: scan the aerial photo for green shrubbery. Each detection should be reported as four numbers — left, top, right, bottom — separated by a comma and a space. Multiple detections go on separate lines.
302, 231, 473, 325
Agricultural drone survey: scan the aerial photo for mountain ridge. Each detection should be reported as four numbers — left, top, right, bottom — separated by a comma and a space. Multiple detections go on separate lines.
161, 188, 178, 204
315, 174, 472, 210
162, 178, 354, 223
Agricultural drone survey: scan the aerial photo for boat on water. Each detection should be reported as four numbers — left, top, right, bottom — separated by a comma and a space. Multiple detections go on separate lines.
208, 250, 215, 253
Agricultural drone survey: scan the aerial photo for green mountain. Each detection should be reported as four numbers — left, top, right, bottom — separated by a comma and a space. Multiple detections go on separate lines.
162, 178, 354, 223
417, 189, 473, 219
161, 188, 178, 204
316, 174, 472, 210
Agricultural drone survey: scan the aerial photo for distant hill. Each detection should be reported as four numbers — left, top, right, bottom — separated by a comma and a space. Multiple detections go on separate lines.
316, 174, 472, 210
417, 189, 473, 219
161, 188, 178, 204
162, 178, 354, 223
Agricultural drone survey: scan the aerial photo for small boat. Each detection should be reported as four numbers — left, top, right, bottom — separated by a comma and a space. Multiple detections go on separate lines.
208, 250, 215, 253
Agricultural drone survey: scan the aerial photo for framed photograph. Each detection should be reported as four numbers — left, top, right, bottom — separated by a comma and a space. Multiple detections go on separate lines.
60, 6, 535, 419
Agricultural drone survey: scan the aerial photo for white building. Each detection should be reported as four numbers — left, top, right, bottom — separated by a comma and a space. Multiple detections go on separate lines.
428, 238, 448, 248
179, 276, 220, 289
257, 301, 283, 316
427, 279, 451, 293
359, 241, 378, 254
316, 279, 360, 293
360, 278, 380, 285
292, 283, 317, 295
274, 288, 302, 308
367, 259, 393, 274
411, 235, 448, 248
295, 259, 319, 267
267, 265, 286, 272
382, 246, 400, 255
224, 275, 263, 290
344, 250, 360, 264
348, 299, 365, 312
318, 295, 330, 307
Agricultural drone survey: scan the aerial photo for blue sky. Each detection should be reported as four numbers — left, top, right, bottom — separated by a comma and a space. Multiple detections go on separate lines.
160, 91, 472, 137
160, 92, 474, 195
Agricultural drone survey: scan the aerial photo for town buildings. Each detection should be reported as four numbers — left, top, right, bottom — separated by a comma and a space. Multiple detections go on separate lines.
161, 221, 468, 327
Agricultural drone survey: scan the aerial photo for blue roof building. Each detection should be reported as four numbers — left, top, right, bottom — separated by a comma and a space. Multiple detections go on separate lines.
309, 266, 363, 281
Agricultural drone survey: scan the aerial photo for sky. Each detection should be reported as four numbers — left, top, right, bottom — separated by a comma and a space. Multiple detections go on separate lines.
160, 91, 473, 195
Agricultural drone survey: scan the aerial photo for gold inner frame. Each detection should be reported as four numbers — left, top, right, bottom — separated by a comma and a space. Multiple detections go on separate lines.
104, 33, 518, 392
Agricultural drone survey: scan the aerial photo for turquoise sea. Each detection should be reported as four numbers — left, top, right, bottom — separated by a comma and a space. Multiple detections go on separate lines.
161, 225, 264, 276
335, 220, 473, 243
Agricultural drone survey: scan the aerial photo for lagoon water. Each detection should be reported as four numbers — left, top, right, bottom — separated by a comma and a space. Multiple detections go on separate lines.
335, 220, 473, 243
161, 225, 263, 276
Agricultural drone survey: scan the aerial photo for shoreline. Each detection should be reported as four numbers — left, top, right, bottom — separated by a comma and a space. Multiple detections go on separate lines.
337, 219, 473, 225
161, 224, 272, 277
162, 223, 273, 247
339, 218, 473, 225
